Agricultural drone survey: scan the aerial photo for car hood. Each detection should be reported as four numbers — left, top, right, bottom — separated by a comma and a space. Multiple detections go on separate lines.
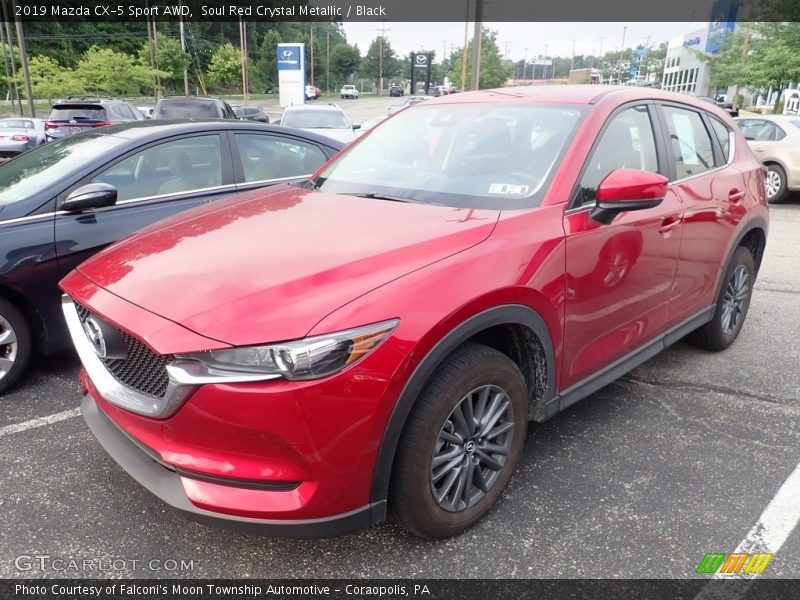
76, 186, 499, 346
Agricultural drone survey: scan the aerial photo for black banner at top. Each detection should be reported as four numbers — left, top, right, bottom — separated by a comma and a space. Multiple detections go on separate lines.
6, 0, 800, 22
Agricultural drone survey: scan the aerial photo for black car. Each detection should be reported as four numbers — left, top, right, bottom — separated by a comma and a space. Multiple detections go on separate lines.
45, 97, 145, 140
697, 96, 739, 118
389, 85, 404, 97
152, 96, 237, 120
0, 120, 343, 393
234, 106, 270, 123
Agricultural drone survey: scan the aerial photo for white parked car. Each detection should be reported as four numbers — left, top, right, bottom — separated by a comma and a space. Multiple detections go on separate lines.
280, 103, 361, 144
340, 85, 359, 99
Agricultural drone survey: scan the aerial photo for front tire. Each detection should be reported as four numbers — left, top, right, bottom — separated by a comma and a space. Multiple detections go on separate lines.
390, 343, 528, 538
689, 246, 755, 351
0, 298, 32, 395
765, 164, 788, 204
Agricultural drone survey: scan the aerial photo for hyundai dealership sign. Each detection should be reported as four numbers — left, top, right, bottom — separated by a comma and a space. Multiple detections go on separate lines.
277, 43, 305, 107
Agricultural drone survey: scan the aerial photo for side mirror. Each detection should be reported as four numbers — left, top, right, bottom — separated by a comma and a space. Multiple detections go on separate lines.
591, 168, 668, 225
62, 183, 118, 212
352, 123, 361, 130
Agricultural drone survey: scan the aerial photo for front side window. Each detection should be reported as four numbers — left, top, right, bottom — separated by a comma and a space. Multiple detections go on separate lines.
312, 103, 586, 209
579, 105, 659, 206
234, 134, 326, 182
662, 105, 715, 180
737, 119, 786, 142
91, 135, 222, 201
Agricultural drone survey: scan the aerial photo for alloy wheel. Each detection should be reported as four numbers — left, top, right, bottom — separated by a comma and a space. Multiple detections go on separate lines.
0, 314, 19, 382
430, 384, 515, 512
765, 169, 782, 199
721, 264, 749, 335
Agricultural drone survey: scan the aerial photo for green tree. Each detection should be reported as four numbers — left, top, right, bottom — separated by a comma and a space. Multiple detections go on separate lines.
22, 55, 84, 102
207, 42, 242, 91
360, 37, 399, 91
449, 29, 513, 90
138, 36, 189, 94
254, 29, 282, 92
698, 22, 800, 109
76, 46, 160, 96
329, 43, 361, 89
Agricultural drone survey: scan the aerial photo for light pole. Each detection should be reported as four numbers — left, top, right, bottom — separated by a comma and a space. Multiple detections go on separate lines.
543, 44, 549, 83
523, 47, 528, 81
618, 25, 627, 84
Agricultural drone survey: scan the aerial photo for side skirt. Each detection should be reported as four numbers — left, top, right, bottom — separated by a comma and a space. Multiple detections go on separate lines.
543, 306, 714, 419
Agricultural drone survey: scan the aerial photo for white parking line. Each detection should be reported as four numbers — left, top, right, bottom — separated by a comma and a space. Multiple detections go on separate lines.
0, 408, 80, 437
695, 462, 800, 599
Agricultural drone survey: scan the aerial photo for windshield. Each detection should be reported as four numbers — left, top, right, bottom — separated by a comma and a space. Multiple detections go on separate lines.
312, 103, 586, 209
155, 100, 218, 118
283, 110, 350, 129
0, 119, 36, 130
0, 133, 126, 206
48, 106, 105, 121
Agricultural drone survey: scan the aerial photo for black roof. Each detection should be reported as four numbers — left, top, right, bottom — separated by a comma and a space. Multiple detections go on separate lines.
86, 119, 346, 150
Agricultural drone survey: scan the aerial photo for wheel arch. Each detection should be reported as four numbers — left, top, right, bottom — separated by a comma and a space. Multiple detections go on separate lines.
370, 304, 556, 505
712, 217, 768, 304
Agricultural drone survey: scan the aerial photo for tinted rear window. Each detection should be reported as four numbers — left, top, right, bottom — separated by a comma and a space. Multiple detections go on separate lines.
49, 105, 105, 121
154, 100, 218, 118
0, 119, 36, 129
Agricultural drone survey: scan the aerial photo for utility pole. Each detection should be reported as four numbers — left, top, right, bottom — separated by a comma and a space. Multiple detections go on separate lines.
11, 0, 33, 116
619, 25, 627, 84
179, 0, 189, 94
504, 41, 510, 59
375, 21, 390, 95
151, 16, 161, 99
1, 0, 22, 115
598, 36, 605, 74
571, 39, 577, 71
309, 26, 314, 87
0, 9, 13, 108
469, 0, 483, 90
460, 0, 469, 91
523, 48, 528, 81
239, 19, 249, 103
544, 44, 549, 83
326, 30, 330, 93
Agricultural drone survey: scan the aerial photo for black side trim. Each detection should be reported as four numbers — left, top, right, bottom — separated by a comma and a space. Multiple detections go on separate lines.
369, 304, 555, 504
544, 306, 714, 417
82, 395, 379, 538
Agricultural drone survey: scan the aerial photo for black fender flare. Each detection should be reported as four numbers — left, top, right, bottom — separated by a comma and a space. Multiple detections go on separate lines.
369, 304, 556, 505
712, 216, 768, 304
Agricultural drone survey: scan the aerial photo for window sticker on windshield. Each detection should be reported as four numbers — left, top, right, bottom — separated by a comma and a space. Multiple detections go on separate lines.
488, 183, 529, 195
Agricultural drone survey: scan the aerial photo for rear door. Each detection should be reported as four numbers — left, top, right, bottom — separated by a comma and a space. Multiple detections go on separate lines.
55, 132, 236, 276
562, 102, 682, 389
656, 103, 748, 326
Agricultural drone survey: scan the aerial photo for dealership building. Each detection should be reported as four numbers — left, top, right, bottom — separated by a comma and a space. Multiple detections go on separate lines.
661, 23, 735, 100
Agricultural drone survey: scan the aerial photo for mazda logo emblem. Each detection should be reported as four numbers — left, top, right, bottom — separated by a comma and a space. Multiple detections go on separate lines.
415, 55, 427, 65
82, 317, 107, 358
464, 440, 476, 454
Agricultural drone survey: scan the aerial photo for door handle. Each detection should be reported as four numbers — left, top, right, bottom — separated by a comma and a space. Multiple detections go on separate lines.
728, 189, 745, 203
658, 216, 681, 235
753, 147, 764, 152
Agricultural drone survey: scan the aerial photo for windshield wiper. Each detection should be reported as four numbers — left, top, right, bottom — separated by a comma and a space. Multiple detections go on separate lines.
344, 192, 419, 203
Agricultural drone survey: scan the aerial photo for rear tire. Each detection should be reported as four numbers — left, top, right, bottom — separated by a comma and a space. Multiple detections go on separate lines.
0, 298, 32, 395
390, 343, 528, 538
765, 164, 788, 204
688, 246, 754, 351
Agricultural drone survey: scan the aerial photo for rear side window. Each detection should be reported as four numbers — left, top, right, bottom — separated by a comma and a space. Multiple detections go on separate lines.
661, 106, 715, 180
736, 119, 786, 142
48, 105, 105, 121
579, 105, 659, 206
234, 133, 326, 182
154, 100, 218, 119
709, 117, 732, 163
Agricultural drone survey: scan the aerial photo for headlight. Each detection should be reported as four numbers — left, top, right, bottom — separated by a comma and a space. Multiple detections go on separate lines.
177, 319, 399, 381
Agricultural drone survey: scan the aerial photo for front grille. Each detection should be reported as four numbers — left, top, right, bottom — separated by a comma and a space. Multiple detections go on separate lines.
75, 304, 173, 399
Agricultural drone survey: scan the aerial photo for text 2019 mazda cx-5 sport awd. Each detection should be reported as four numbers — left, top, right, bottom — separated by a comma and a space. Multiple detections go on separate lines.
60, 86, 767, 538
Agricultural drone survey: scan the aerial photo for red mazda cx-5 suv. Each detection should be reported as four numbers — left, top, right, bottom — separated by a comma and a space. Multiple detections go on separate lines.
60, 86, 767, 538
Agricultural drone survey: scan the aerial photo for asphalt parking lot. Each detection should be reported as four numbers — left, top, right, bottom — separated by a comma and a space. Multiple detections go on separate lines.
0, 112, 798, 579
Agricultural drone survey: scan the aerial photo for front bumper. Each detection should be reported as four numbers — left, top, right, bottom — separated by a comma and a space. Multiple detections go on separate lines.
82, 392, 386, 537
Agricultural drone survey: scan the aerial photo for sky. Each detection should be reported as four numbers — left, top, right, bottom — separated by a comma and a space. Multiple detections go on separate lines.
340, 22, 710, 61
